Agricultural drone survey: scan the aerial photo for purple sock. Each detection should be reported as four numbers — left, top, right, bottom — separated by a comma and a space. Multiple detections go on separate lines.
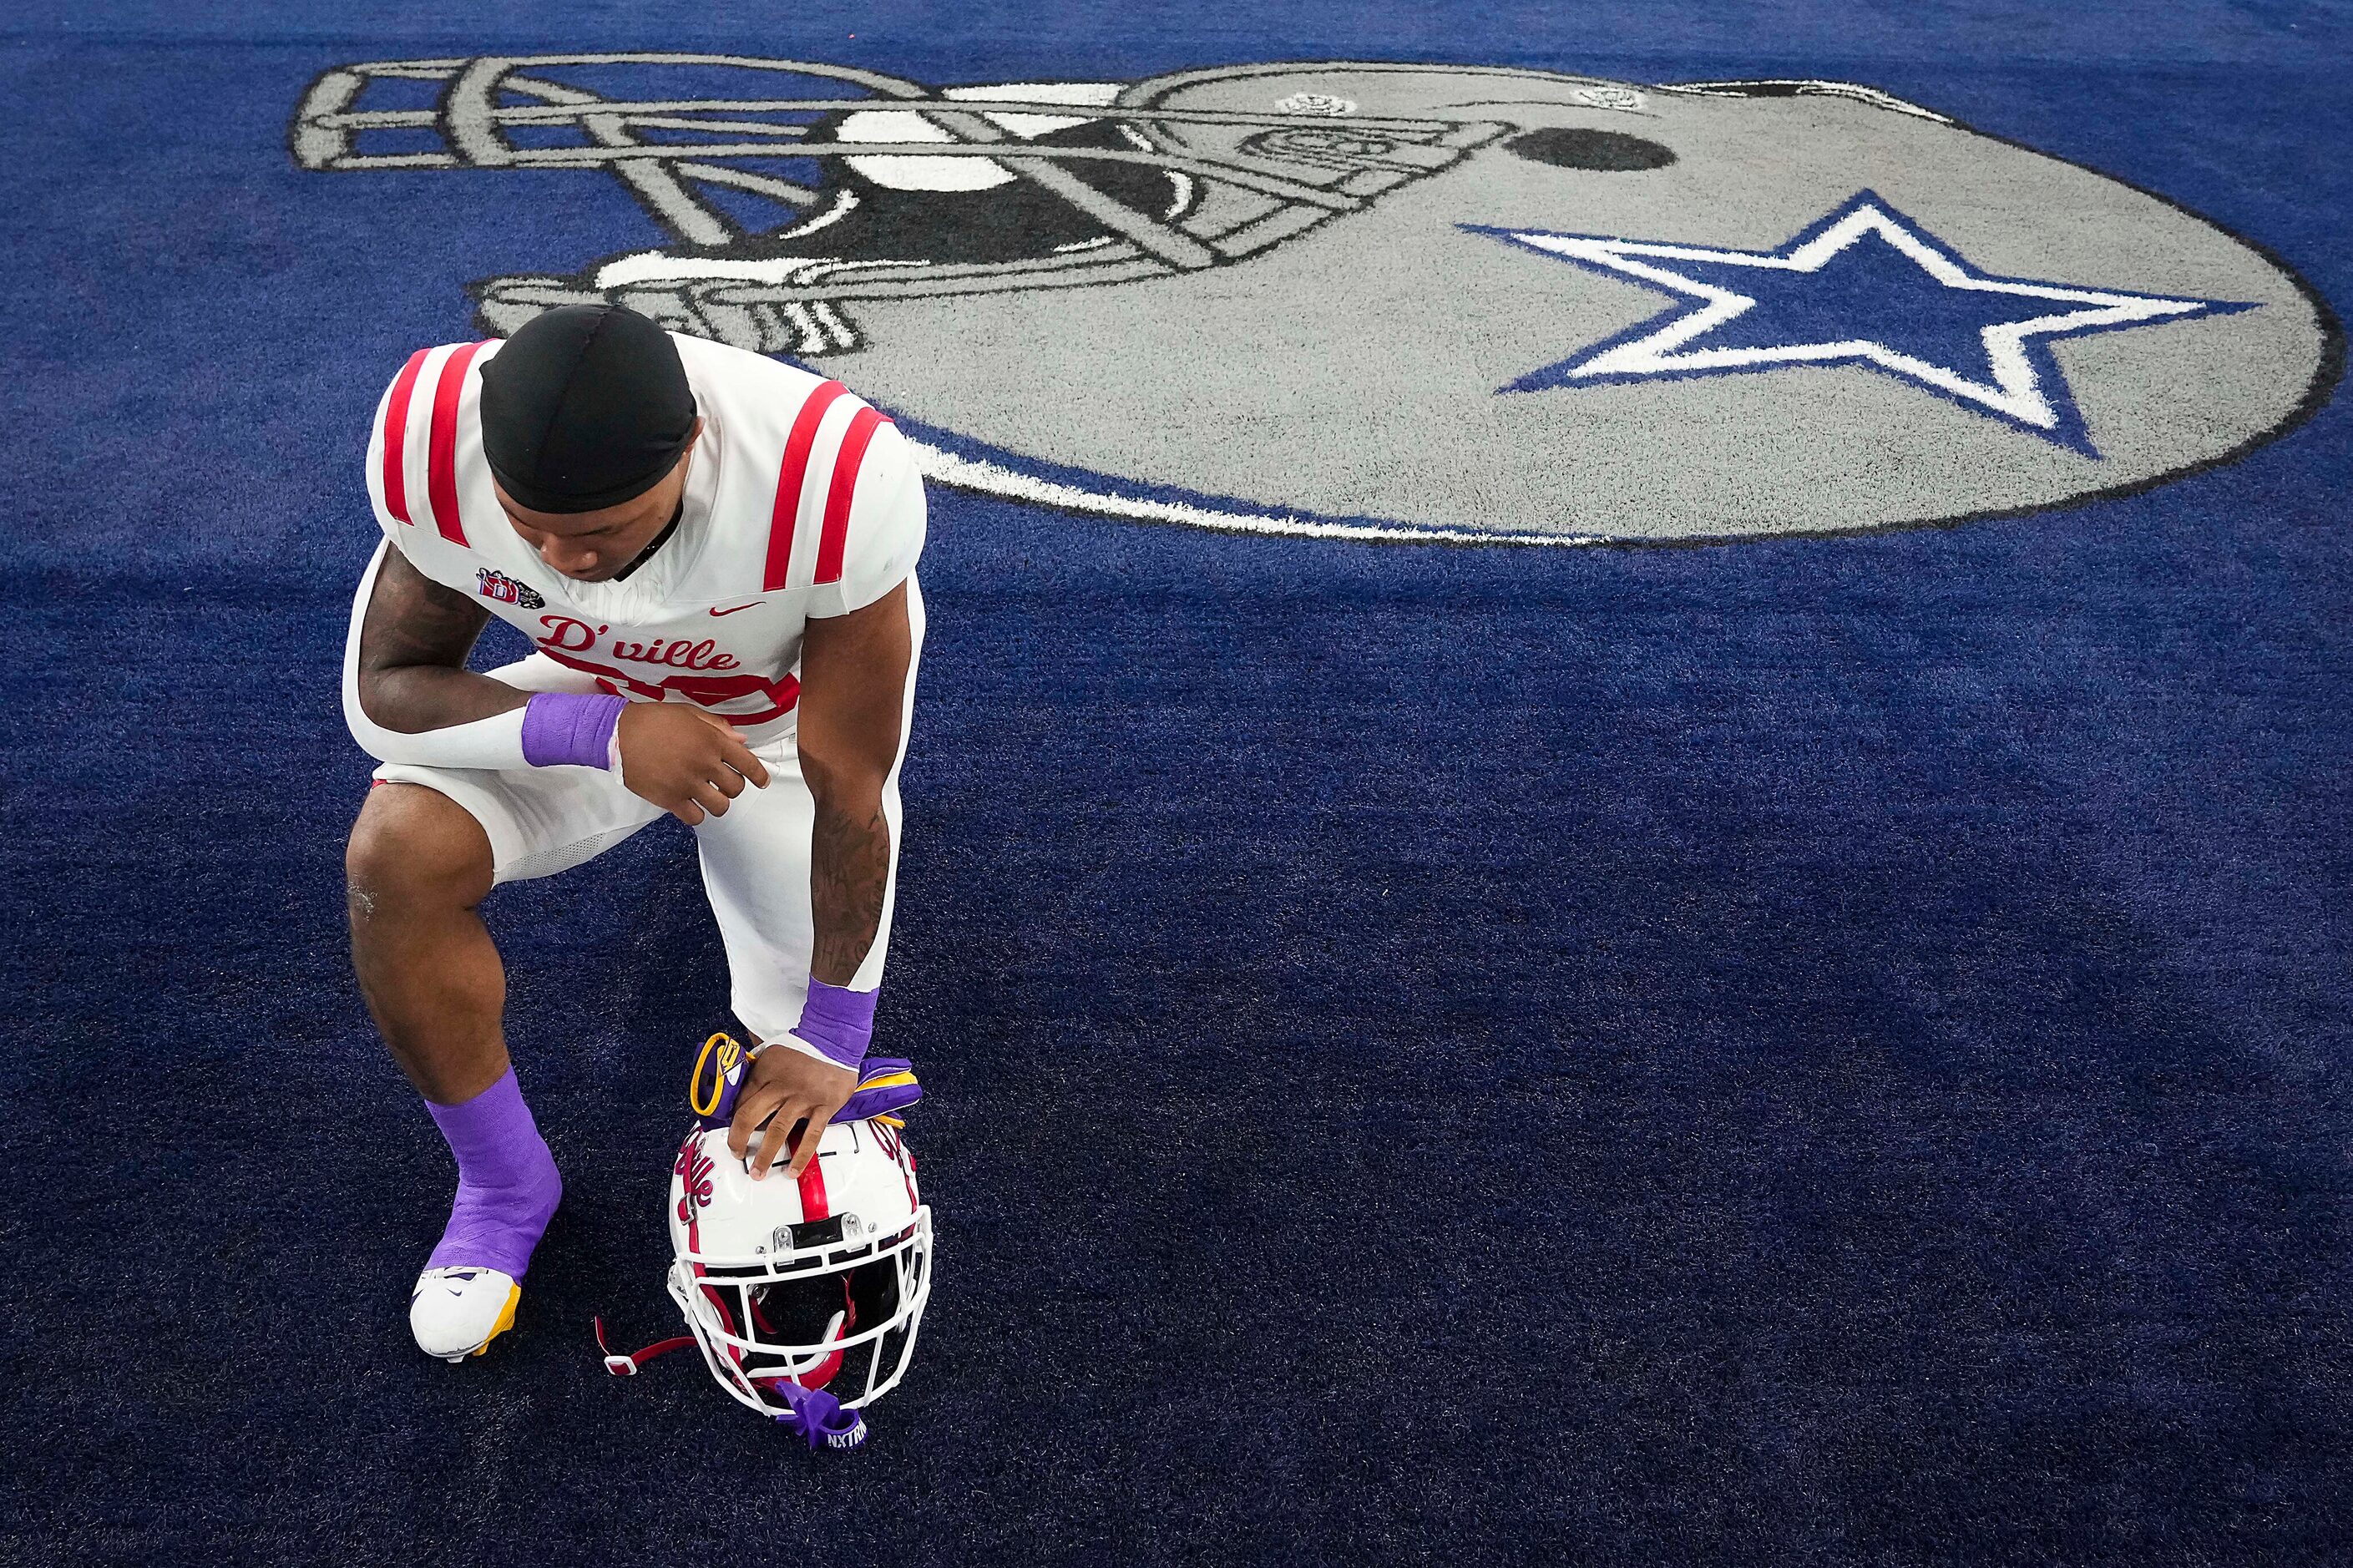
423, 1067, 563, 1279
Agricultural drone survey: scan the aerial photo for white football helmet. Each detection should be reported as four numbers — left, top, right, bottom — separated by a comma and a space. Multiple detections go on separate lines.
662, 1115, 933, 1427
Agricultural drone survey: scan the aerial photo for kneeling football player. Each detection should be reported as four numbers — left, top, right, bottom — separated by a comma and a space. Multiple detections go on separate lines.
340, 304, 924, 1360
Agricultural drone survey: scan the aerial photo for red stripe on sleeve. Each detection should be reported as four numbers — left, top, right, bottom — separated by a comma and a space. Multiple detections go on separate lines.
797, 1151, 830, 1221
425, 341, 488, 547
379, 348, 430, 524
815, 407, 889, 588
764, 379, 849, 592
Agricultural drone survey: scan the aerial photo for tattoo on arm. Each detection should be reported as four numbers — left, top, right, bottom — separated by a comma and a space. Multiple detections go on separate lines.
363, 548, 491, 670
797, 580, 913, 988
356, 548, 530, 734
807, 794, 891, 984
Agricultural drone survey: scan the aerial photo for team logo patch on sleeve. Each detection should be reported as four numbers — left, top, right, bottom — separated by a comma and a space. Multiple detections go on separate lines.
296, 59, 2339, 544
475, 569, 544, 609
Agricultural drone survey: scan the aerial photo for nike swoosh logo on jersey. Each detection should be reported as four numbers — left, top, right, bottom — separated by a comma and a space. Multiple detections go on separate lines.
710, 601, 763, 617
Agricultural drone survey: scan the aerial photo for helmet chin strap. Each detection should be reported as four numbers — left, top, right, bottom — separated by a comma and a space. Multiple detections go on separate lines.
595, 1309, 869, 1451
595, 1315, 696, 1376
750, 1306, 850, 1386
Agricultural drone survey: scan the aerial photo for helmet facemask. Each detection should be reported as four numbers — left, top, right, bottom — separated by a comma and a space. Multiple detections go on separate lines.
666, 1209, 933, 1415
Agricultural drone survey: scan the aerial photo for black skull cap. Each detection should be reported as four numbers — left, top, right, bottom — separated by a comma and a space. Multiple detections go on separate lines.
478, 304, 698, 513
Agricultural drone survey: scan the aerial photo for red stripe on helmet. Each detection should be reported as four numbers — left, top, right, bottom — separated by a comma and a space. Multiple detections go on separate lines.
815, 407, 888, 587
425, 341, 488, 546
379, 348, 429, 524
797, 1146, 830, 1222
764, 379, 849, 592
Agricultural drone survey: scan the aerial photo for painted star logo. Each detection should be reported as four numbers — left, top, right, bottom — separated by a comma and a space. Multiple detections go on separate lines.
1468, 191, 2256, 455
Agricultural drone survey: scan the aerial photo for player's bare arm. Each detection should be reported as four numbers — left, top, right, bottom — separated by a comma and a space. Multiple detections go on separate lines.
802, 579, 914, 985
352, 544, 515, 730
355, 540, 772, 824
727, 579, 914, 1180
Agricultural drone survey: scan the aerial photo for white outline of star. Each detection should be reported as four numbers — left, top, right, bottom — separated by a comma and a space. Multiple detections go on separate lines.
1480, 194, 2242, 440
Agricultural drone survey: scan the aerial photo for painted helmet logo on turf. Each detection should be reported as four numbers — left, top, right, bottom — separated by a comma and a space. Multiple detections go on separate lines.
293, 56, 2338, 543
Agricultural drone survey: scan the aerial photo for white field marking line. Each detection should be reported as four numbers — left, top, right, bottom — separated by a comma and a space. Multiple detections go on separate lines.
903, 438, 1609, 546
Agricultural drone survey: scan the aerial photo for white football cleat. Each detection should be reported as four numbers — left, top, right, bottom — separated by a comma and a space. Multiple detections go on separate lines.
410, 1267, 522, 1362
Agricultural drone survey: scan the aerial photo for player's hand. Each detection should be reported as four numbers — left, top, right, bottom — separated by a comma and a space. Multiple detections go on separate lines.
728, 1045, 858, 1179
616, 703, 770, 825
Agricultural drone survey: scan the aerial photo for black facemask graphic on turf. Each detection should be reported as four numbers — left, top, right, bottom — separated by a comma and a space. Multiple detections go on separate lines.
658, 115, 1196, 269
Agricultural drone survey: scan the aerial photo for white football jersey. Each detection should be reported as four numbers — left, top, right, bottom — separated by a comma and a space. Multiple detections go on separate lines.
362, 331, 924, 742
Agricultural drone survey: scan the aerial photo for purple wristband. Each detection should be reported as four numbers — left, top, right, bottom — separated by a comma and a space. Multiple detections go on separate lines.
520, 692, 627, 769
788, 979, 878, 1070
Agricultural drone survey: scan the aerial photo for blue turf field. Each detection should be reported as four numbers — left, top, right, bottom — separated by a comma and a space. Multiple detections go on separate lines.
4, 3, 2350, 1563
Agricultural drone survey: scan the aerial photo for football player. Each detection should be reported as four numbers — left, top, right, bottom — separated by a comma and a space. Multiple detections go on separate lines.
340, 304, 924, 1361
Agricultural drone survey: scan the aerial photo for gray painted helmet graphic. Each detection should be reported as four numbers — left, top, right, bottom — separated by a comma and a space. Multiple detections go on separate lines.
295, 58, 2338, 542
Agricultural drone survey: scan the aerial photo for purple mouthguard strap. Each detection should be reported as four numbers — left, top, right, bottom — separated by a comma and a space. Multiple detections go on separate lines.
767, 1380, 867, 1451
790, 979, 878, 1070
520, 691, 627, 769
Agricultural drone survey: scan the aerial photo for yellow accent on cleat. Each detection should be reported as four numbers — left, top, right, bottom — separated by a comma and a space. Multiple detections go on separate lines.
412, 1267, 524, 1360
468, 1282, 522, 1358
